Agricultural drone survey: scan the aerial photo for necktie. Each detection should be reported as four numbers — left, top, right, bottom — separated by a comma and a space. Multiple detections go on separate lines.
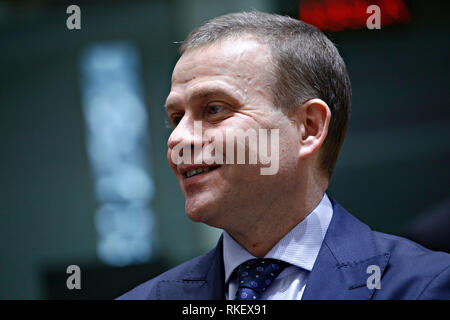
234, 258, 288, 300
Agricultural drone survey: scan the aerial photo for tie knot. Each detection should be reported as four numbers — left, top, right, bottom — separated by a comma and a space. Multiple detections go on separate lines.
234, 258, 289, 300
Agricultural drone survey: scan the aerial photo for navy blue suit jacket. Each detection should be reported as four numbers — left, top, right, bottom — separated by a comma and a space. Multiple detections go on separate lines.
118, 198, 450, 299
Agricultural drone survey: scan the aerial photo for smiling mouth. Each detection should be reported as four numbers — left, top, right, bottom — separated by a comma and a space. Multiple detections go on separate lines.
184, 165, 221, 179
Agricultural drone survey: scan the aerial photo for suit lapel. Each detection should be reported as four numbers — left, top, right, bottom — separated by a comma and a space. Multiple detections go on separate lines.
157, 236, 225, 300
302, 197, 390, 300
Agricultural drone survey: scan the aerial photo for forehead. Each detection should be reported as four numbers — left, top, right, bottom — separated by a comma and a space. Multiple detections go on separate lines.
167, 36, 275, 105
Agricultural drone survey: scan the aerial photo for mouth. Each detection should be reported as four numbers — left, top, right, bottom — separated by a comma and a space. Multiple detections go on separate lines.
183, 165, 221, 179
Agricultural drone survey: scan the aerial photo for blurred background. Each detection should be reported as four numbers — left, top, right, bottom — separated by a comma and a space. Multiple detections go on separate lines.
0, 0, 449, 299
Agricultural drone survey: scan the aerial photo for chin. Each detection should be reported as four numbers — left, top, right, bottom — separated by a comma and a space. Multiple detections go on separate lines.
185, 199, 221, 226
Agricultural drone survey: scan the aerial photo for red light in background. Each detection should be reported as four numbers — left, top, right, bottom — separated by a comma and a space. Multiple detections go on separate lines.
303, 1, 328, 30
351, 0, 371, 28
325, 0, 355, 31
379, 0, 411, 24
299, 0, 411, 32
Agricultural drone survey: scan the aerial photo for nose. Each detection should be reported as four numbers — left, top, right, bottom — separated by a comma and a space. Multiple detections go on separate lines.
167, 114, 203, 159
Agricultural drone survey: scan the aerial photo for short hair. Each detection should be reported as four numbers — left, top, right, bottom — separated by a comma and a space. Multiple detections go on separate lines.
180, 11, 352, 179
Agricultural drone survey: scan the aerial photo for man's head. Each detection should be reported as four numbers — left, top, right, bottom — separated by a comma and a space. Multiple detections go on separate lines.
165, 11, 351, 233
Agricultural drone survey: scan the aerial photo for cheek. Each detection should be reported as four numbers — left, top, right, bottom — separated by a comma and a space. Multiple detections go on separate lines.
269, 125, 300, 171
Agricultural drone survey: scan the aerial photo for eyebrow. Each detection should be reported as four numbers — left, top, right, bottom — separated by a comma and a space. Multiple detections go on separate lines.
164, 85, 243, 112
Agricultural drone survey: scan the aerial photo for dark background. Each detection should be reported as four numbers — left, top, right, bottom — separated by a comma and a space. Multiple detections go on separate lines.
0, 0, 449, 299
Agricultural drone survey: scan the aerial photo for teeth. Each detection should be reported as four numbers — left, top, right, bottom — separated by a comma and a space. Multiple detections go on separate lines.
185, 167, 211, 178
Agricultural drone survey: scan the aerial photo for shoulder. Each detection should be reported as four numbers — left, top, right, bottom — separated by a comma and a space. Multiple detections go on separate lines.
327, 197, 450, 299
372, 231, 450, 299
116, 251, 213, 300
373, 230, 450, 270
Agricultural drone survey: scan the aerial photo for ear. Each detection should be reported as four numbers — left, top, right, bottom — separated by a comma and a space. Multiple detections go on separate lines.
291, 99, 331, 159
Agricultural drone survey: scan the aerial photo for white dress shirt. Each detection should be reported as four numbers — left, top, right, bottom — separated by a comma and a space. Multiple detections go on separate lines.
223, 193, 333, 300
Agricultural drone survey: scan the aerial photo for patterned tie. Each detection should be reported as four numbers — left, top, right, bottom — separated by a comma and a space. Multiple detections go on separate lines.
234, 258, 289, 300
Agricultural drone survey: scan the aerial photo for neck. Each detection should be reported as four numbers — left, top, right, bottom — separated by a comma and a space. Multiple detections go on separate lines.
226, 182, 326, 258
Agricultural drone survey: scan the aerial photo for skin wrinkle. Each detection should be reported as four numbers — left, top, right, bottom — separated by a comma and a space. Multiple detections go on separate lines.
166, 37, 329, 257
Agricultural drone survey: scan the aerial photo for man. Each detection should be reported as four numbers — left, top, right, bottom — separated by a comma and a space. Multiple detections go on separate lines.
118, 11, 450, 300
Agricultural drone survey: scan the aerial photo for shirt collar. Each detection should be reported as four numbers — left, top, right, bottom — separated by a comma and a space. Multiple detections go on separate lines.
222, 193, 333, 284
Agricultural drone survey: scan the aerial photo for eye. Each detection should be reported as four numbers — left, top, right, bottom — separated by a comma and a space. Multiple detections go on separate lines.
207, 105, 223, 115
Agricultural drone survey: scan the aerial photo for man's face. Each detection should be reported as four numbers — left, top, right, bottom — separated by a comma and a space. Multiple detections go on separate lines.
165, 37, 302, 231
